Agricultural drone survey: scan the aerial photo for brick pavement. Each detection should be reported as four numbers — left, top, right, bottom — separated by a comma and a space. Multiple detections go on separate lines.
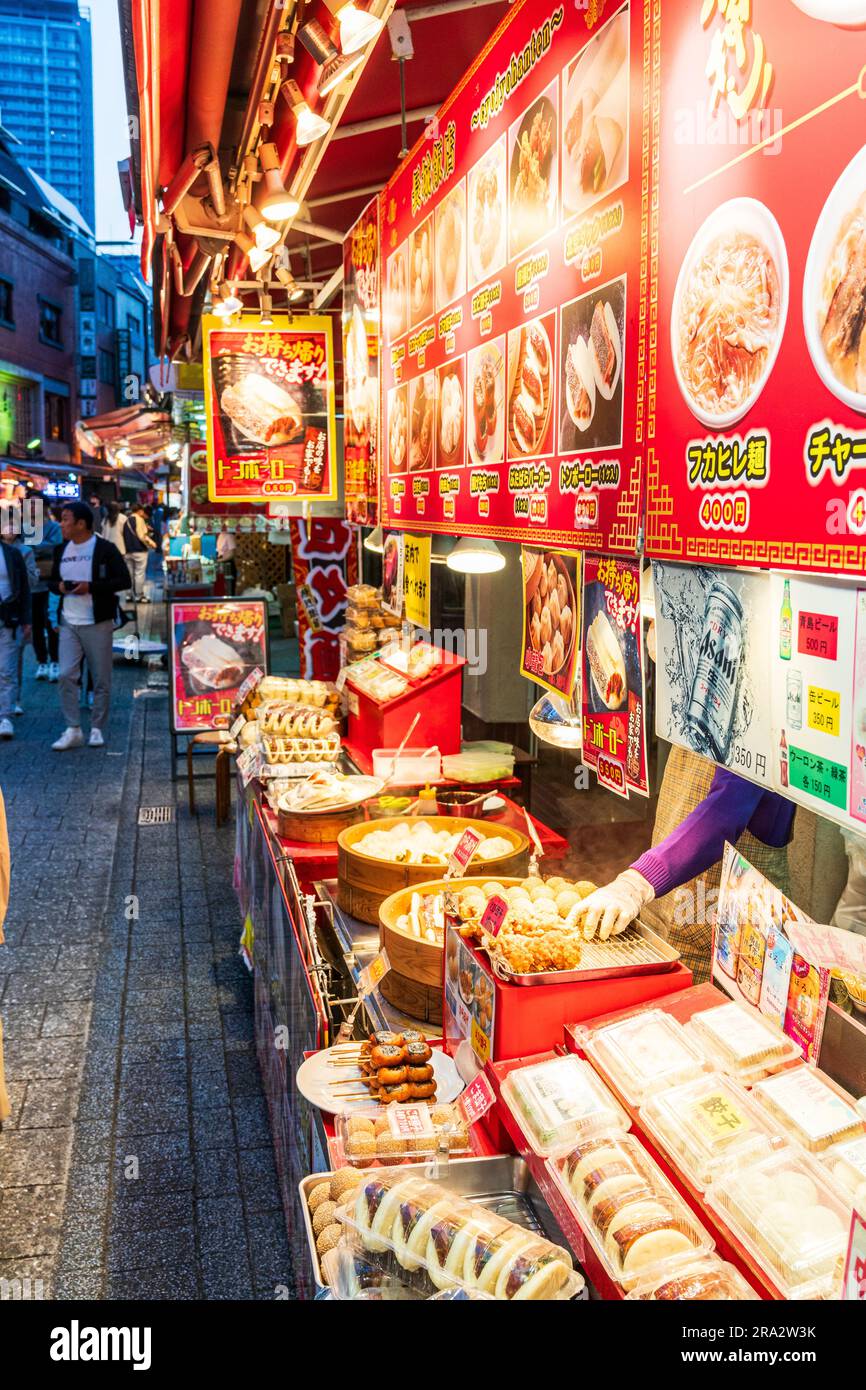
0, 626, 293, 1300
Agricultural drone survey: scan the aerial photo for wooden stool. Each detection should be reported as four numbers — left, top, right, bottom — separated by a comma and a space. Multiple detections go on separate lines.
187, 731, 236, 825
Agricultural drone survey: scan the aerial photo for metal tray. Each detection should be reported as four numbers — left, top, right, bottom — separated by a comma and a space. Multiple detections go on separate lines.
489, 918, 680, 987
300, 1155, 585, 1296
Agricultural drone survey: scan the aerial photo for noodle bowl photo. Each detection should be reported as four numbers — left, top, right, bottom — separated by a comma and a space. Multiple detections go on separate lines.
671, 198, 789, 428
804, 143, 866, 413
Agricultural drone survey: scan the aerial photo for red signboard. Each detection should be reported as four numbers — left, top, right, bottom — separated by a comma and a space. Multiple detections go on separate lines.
379, 0, 648, 552
581, 551, 648, 797
343, 197, 381, 525
289, 518, 359, 681
203, 315, 337, 505
169, 599, 268, 734
646, 4, 866, 577
798, 610, 839, 662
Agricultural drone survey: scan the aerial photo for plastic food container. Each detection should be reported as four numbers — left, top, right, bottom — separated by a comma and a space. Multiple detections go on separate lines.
548, 1131, 715, 1290
751, 1066, 866, 1153
334, 1102, 473, 1168
372, 747, 442, 783
818, 1136, 866, 1205
640, 1073, 781, 1191
580, 1009, 708, 1107
625, 1255, 759, 1301
340, 1169, 583, 1300
501, 1055, 630, 1158
708, 1146, 852, 1299
686, 1000, 801, 1085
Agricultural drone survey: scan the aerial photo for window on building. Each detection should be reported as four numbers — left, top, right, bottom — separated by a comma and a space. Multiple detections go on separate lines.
38, 299, 62, 347
44, 391, 68, 442
98, 348, 115, 386
127, 314, 141, 338
97, 288, 114, 327
0, 279, 13, 328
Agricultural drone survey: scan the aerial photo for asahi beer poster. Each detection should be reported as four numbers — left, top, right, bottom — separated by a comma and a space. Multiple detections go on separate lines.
380, 1, 648, 553
342, 197, 380, 525
519, 546, 581, 699
203, 315, 338, 504
169, 599, 268, 734
647, 5, 866, 578
581, 552, 647, 797
653, 562, 773, 788
769, 573, 857, 822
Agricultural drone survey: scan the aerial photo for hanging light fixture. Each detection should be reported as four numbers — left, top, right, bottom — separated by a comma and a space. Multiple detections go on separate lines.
323, 1, 383, 56
363, 524, 385, 553
446, 537, 506, 574
258, 290, 274, 326
282, 79, 330, 146
234, 231, 273, 275
275, 266, 305, 303
221, 283, 243, 313
242, 203, 281, 250
298, 17, 365, 95
212, 297, 231, 318
257, 142, 301, 222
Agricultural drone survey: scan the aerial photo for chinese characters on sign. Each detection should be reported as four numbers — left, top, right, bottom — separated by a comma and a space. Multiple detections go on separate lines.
289, 518, 358, 681
343, 198, 381, 525
169, 600, 268, 735
403, 533, 432, 629
203, 315, 337, 504
580, 552, 648, 797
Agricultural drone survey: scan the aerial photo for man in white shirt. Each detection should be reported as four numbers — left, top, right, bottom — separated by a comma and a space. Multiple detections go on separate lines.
49, 502, 130, 750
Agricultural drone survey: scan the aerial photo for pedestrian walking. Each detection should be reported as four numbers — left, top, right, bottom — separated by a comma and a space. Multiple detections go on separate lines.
88, 493, 107, 534
102, 500, 127, 556
49, 500, 130, 750
0, 785, 9, 1123
0, 530, 32, 739
1, 523, 38, 716
31, 498, 62, 681
124, 503, 157, 603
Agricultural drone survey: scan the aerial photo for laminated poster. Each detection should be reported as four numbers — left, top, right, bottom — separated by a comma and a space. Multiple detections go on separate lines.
581, 551, 647, 797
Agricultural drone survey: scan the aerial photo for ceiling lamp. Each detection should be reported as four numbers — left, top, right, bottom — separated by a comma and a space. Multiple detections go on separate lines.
234, 231, 273, 275
242, 203, 281, 250
298, 18, 365, 95
258, 142, 300, 222
212, 298, 231, 318
258, 291, 274, 326
446, 536, 506, 574
221, 283, 243, 313
282, 79, 330, 146
323, 1, 383, 56
363, 524, 384, 553
529, 692, 582, 750
275, 266, 305, 302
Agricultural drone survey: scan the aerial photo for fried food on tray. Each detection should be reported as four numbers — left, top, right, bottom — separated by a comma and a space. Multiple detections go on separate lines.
491, 926, 584, 974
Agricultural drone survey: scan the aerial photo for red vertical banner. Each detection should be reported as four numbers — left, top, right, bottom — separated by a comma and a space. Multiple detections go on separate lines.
581, 551, 647, 797
289, 519, 358, 681
343, 197, 381, 525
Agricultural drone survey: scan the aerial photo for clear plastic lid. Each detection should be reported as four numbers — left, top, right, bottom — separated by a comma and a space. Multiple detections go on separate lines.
625, 1255, 759, 1301
751, 1066, 866, 1152
340, 1169, 583, 1300
548, 1131, 715, 1291
686, 1000, 801, 1084
708, 1146, 852, 1299
817, 1135, 866, 1203
500, 1055, 630, 1157
640, 1073, 781, 1191
580, 1009, 708, 1107
335, 1103, 473, 1169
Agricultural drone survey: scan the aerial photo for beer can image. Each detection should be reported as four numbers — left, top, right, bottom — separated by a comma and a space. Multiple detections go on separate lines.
786, 669, 803, 730
686, 580, 744, 762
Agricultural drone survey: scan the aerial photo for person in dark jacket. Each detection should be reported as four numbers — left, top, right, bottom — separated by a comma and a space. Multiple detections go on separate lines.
49, 501, 130, 750
0, 536, 32, 739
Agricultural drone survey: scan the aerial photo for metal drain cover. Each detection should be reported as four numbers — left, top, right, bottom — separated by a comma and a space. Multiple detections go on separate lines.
138, 806, 175, 825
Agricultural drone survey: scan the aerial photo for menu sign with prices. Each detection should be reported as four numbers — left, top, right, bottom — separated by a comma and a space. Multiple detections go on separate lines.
343, 198, 381, 525
646, 5, 866, 578
380, 0, 649, 553
169, 600, 268, 736
519, 547, 581, 698
769, 574, 857, 822
203, 315, 337, 504
654, 561, 773, 789
447, 827, 484, 878
403, 533, 432, 629
388, 1103, 435, 1142
714, 844, 831, 1065
458, 1072, 496, 1126
581, 552, 647, 796
358, 949, 391, 998
480, 894, 508, 937
444, 922, 496, 1069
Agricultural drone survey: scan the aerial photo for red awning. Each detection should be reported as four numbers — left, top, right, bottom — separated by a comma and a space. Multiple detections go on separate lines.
75, 406, 172, 460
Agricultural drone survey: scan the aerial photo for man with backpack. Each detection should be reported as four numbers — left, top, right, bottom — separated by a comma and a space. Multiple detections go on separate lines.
124, 503, 157, 603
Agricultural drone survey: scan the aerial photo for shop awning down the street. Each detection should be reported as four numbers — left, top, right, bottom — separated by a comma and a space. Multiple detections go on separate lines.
74, 405, 173, 468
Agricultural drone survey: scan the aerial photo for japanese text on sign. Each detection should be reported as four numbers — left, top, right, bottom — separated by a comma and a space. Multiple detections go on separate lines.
798, 611, 839, 661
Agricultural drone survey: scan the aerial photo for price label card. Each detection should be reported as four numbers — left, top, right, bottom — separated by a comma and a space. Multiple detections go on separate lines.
230, 714, 246, 740
807, 686, 841, 737
480, 895, 508, 936
237, 666, 263, 703
335, 665, 350, 693
843, 1209, 866, 1300
358, 949, 391, 998
447, 827, 483, 879
458, 1072, 496, 1126
388, 1103, 435, 1141
238, 748, 260, 788
798, 612, 839, 662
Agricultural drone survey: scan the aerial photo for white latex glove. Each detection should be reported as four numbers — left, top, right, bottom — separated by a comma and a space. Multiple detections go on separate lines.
565, 869, 655, 941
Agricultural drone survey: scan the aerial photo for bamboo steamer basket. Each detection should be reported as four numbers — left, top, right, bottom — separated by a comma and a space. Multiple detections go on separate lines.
277, 802, 365, 844
337, 816, 530, 926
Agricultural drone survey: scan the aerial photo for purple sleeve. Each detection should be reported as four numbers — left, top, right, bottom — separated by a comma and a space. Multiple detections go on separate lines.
631, 766, 766, 898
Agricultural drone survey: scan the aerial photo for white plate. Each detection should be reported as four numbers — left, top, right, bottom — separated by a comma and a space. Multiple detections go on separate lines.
296, 1044, 465, 1115
789, 0, 866, 23
277, 774, 384, 815
670, 197, 789, 429
468, 138, 507, 288
803, 142, 866, 414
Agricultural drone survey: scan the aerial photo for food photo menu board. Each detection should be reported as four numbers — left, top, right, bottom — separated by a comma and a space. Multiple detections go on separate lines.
342, 198, 380, 525
647, 3, 866, 577
380, 0, 649, 553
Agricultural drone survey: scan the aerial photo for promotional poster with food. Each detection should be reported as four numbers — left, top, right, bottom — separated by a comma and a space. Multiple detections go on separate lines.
203, 315, 337, 504
581, 551, 647, 796
520, 546, 581, 697
380, 1, 646, 552
343, 198, 380, 525
647, 2, 866, 576
170, 600, 268, 734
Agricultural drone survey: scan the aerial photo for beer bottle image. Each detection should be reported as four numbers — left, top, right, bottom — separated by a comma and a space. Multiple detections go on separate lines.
780, 579, 793, 661
779, 728, 789, 788
686, 581, 743, 762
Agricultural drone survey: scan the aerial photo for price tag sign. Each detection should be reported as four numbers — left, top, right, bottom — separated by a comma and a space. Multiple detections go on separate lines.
358, 949, 391, 998
843, 1209, 866, 1300
446, 827, 483, 880
388, 1103, 435, 1141
237, 666, 263, 704
230, 714, 246, 740
480, 894, 508, 937
335, 665, 350, 693
457, 1072, 496, 1126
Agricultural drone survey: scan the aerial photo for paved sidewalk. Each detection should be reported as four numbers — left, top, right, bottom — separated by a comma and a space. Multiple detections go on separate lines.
0, 632, 292, 1299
